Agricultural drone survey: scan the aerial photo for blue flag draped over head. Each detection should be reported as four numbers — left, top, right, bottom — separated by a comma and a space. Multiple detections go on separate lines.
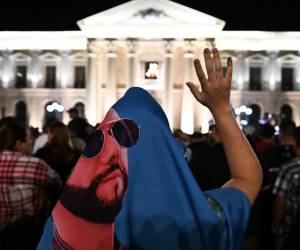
37, 87, 250, 250
112, 87, 250, 250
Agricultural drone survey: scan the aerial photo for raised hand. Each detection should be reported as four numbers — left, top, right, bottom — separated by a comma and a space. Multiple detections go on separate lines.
186, 48, 232, 115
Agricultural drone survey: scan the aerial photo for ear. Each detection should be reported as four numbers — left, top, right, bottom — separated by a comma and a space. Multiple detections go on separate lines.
14, 140, 23, 152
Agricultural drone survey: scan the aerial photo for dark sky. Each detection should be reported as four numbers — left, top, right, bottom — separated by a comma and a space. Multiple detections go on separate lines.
0, 0, 298, 31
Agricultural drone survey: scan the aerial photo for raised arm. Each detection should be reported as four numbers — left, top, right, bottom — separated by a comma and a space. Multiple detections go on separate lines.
186, 48, 262, 204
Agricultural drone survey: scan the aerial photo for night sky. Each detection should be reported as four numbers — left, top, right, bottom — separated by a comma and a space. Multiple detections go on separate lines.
0, 0, 298, 31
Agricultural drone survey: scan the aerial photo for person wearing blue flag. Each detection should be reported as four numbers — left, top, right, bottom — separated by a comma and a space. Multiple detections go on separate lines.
37, 48, 262, 250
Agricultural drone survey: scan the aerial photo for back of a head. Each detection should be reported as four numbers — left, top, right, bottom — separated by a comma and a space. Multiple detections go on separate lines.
173, 129, 183, 138
68, 108, 79, 120
0, 120, 27, 151
43, 117, 59, 133
293, 126, 300, 147
48, 121, 70, 148
280, 120, 296, 137
260, 123, 275, 139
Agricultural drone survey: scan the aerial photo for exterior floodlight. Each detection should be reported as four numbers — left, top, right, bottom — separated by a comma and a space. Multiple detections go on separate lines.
57, 105, 64, 112
240, 120, 248, 126
52, 102, 59, 109
234, 108, 241, 115
46, 105, 54, 112
240, 105, 247, 112
245, 108, 253, 115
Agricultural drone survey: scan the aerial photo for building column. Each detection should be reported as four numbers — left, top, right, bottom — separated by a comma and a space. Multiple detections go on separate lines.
181, 40, 195, 134
28, 51, 43, 88
127, 39, 137, 88
86, 41, 102, 126
2, 51, 13, 88
164, 39, 174, 129
295, 52, 300, 90
58, 50, 71, 88
105, 39, 117, 113
29, 99, 41, 129
264, 52, 280, 91
234, 51, 248, 90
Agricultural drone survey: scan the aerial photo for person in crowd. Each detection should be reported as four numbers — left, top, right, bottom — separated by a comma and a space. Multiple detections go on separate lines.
272, 126, 300, 250
188, 131, 208, 158
0, 120, 61, 250
33, 118, 58, 154
264, 121, 296, 173
38, 48, 262, 250
69, 128, 86, 152
255, 123, 276, 154
189, 124, 230, 191
173, 128, 192, 162
34, 121, 81, 184
67, 107, 89, 142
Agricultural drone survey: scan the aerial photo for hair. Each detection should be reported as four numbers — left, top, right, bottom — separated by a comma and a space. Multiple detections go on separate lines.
68, 108, 78, 115
47, 121, 74, 161
42, 117, 59, 133
279, 120, 296, 137
0, 120, 27, 151
173, 129, 183, 138
191, 131, 203, 139
293, 126, 300, 147
48, 122, 71, 148
260, 123, 275, 139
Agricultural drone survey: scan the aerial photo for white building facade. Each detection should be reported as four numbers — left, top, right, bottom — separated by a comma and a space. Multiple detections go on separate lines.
1, 0, 300, 132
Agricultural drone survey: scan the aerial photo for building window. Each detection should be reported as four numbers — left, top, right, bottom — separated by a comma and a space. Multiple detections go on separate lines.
45, 66, 56, 88
281, 67, 294, 91
74, 66, 86, 88
15, 66, 27, 88
249, 67, 262, 90
145, 62, 159, 79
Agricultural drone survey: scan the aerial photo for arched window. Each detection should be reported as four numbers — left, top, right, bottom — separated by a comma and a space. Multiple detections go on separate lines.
15, 101, 27, 128
44, 101, 63, 124
280, 104, 293, 122
74, 102, 85, 118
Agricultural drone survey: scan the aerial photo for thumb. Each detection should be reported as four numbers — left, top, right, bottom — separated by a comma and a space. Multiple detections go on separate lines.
186, 82, 203, 103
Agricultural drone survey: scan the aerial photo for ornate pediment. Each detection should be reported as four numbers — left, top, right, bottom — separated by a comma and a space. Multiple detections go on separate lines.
77, 0, 225, 39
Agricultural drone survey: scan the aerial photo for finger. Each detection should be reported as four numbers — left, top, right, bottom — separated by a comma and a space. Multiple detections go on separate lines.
225, 57, 233, 87
203, 48, 215, 81
194, 59, 208, 89
186, 82, 203, 103
213, 48, 223, 80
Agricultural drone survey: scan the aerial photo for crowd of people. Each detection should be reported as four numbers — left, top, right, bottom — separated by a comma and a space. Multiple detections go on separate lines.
175, 119, 300, 250
0, 108, 94, 249
0, 48, 293, 250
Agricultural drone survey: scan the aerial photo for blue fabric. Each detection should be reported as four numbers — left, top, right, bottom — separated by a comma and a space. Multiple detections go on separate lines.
37, 87, 250, 250
37, 217, 53, 250
204, 188, 251, 250
112, 87, 250, 250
